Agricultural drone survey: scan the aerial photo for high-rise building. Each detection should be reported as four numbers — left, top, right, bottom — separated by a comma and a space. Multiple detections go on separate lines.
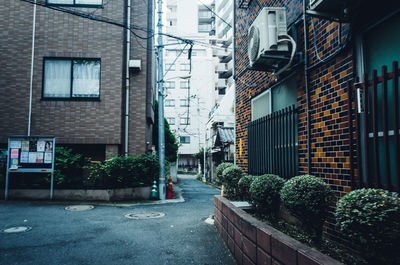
163, 0, 217, 171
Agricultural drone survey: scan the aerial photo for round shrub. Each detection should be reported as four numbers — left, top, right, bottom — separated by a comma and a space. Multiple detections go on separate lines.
335, 188, 400, 262
249, 174, 285, 215
221, 165, 243, 198
280, 175, 333, 225
238, 175, 255, 201
215, 162, 234, 185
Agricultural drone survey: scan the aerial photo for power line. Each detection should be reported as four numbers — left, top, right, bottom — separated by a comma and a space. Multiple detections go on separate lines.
197, 0, 232, 28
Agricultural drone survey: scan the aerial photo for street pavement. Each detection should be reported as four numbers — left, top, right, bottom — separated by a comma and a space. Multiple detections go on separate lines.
0, 175, 236, 265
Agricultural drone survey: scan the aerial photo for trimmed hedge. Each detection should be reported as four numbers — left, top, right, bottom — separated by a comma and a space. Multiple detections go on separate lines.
280, 175, 333, 240
221, 165, 243, 198
249, 174, 285, 215
335, 188, 400, 263
215, 162, 234, 185
238, 175, 255, 201
87, 154, 159, 188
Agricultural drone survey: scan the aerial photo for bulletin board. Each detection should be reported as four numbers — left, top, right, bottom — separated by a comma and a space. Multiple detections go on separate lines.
5, 136, 56, 200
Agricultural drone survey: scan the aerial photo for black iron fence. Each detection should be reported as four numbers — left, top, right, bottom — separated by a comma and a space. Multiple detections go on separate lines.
354, 61, 400, 191
248, 105, 298, 178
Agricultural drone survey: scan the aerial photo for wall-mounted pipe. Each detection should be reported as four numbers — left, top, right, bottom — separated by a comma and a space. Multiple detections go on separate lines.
28, 0, 37, 136
125, 0, 131, 156
303, 0, 312, 173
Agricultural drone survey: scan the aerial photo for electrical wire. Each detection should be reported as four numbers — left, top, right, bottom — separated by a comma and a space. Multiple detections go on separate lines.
311, 18, 349, 63
197, 0, 232, 28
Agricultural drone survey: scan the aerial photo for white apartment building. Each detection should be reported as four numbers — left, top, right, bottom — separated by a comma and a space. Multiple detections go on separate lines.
163, 0, 217, 171
204, 0, 235, 181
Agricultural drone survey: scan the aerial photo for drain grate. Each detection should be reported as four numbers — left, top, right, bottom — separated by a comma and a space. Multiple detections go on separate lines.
124, 212, 165, 220
2, 226, 32, 233
65, 205, 94, 211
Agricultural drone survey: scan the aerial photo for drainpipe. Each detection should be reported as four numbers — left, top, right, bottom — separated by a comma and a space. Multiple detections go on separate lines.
125, 0, 131, 156
303, 0, 312, 173
28, 0, 37, 136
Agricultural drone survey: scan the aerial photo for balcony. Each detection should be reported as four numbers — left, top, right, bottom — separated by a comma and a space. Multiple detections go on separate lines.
216, 79, 227, 88
198, 11, 215, 23
212, 48, 229, 57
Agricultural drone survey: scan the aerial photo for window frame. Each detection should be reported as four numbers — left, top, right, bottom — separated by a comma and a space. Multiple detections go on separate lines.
165, 99, 176, 107
180, 117, 190, 125
42, 57, 101, 101
180, 99, 189, 107
167, 117, 175, 125
180, 136, 190, 144
46, 0, 103, 7
180, 80, 189, 89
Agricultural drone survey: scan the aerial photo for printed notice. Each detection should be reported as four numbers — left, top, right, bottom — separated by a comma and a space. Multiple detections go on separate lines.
36, 152, 44, 163
45, 141, 53, 152
10, 148, 19, 159
21, 141, 29, 152
44, 152, 52, 163
10, 141, 21, 149
29, 141, 37, 152
20, 152, 29, 163
28, 152, 37, 163
37, 141, 45, 152
10, 158, 18, 167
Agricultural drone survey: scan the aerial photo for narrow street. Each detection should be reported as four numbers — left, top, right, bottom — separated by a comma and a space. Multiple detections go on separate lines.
0, 175, 236, 265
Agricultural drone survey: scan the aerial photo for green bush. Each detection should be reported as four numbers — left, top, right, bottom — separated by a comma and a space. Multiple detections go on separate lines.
53, 147, 88, 186
280, 175, 333, 240
87, 154, 159, 188
215, 162, 234, 185
221, 165, 243, 198
238, 175, 255, 201
249, 174, 285, 215
335, 188, 400, 263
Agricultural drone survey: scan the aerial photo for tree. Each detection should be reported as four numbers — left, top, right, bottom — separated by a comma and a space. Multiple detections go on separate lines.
153, 101, 179, 162
193, 147, 209, 173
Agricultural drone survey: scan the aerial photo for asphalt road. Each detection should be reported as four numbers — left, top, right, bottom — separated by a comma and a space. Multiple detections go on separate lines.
0, 176, 236, 265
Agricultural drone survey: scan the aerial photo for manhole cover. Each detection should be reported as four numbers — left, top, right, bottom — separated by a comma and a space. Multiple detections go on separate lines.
125, 212, 165, 220
2, 226, 32, 233
65, 205, 94, 211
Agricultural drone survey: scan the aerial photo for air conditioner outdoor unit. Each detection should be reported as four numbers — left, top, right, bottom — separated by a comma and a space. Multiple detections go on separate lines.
248, 7, 295, 73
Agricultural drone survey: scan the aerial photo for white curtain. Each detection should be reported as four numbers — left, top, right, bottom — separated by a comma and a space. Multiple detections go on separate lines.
43, 60, 71, 98
72, 60, 100, 98
47, 0, 74, 4
75, 0, 102, 5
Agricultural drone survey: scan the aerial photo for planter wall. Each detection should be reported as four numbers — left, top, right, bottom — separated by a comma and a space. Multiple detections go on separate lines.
2, 187, 152, 201
214, 196, 342, 265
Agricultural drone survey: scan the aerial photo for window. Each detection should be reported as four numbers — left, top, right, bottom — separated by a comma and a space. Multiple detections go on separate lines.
165, 81, 175, 89
218, 88, 226, 95
165, 99, 175, 107
167, 117, 175, 125
180, 136, 190, 144
198, 24, 211, 32
47, 0, 102, 6
180, 117, 190, 125
165, 63, 175, 71
180, 99, 189, 107
180, 80, 189, 89
198, 10, 211, 18
43, 58, 100, 99
180, 64, 190, 71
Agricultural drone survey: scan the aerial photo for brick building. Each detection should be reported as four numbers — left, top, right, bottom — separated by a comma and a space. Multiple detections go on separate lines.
0, 0, 156, 160
234, 0, 400, 241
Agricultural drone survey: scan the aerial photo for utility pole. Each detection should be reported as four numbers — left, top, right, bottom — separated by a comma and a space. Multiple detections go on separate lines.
157, 0, 166, 200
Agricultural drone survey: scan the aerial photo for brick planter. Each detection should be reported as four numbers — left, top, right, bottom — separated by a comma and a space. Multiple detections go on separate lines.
214, 196, 342, 265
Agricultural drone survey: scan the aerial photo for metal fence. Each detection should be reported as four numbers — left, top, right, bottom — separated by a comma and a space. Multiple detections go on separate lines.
248, 105, 298, 178
354, 61, 400, 191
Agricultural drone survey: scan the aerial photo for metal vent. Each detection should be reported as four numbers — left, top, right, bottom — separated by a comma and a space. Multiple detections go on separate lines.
248, 26, 260, 64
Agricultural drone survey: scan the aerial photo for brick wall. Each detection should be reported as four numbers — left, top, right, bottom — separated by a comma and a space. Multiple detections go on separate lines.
234, 0, 357, 241
214, 196, 342, 265
0, 0, 154, 156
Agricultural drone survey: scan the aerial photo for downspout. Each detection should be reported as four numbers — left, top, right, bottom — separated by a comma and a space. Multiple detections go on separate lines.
28, 0, 37, 136
125, 0, 131, 156
303, 0, 312, 173
233, 0, 236, 165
